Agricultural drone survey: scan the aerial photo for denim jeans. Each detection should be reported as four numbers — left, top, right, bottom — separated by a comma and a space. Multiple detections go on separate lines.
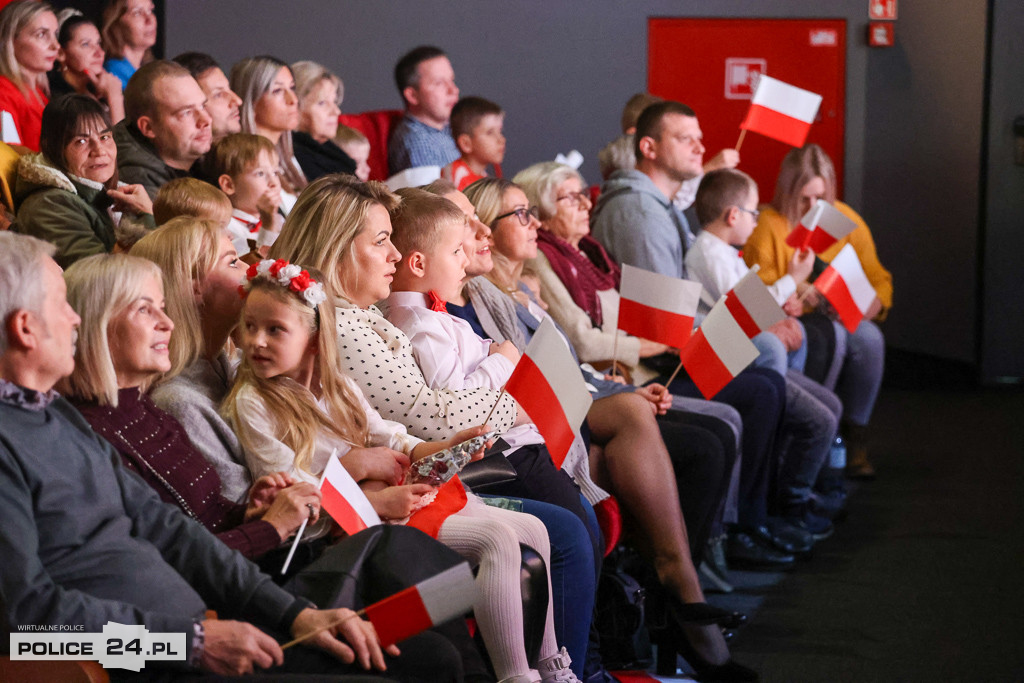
778, 370, 842, 507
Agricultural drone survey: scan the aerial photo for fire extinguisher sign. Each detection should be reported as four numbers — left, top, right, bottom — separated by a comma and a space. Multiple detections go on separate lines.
724, 58, 765, 100
869, 0, 897, 20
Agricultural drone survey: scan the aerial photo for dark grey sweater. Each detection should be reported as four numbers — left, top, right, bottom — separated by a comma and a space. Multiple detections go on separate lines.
0, 393, 309, 658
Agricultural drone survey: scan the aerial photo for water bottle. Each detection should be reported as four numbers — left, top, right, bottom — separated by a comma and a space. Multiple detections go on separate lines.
829, 434, 847, 469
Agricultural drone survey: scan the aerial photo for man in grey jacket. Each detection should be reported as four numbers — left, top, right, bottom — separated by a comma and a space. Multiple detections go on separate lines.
114, 60, 213, 200
0, 233, 418, 680
590, 100, 705, 279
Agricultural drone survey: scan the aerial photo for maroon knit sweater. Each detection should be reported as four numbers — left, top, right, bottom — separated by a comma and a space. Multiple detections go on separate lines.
72, 388, 281, 559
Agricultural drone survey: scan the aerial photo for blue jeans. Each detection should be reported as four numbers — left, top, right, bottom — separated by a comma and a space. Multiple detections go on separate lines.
778, 370, 842, 507
752, 326, 808, 375
480, 495, 596, 677
838, 320, 885, 426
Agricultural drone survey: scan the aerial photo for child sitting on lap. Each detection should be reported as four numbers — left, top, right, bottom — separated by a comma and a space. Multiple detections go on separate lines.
223, 261, 581, 683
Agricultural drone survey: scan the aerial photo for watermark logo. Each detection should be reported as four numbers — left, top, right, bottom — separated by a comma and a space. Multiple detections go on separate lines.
11, 622, 186, 672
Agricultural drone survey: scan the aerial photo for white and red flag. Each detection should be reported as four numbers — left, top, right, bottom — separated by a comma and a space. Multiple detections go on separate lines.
724, 267, 787, 338
739, 75, 822, 148
617, 264, 703, 348
505, 317, 593, 467
320, 453, 381, 535
679, 297, 760, 399
813, 244, 876, 334
365, 563, 478, 647
785, 199, 858, 253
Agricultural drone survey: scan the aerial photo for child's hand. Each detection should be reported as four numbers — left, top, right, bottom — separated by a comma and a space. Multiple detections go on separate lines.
246, 471, 295, 516
413, 425, 493, 462
488, 340, 520, 365
703, 148, 740, 173
787, 248, 815, 284
864, 296, 883, 320
782, 293, 804, 317
768, 318, 804, 352
639, 339, 670, 358
366, 484, 434, 520
346, 446, 409, 485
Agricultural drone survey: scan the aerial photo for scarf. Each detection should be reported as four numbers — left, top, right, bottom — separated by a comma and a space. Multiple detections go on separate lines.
536, 229, 620, 327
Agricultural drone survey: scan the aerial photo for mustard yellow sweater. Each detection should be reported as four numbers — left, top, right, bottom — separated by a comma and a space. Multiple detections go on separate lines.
743, 202, 893, 318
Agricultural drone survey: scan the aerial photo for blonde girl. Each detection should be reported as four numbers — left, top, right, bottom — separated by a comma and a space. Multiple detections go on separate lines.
224, 260, 581, 683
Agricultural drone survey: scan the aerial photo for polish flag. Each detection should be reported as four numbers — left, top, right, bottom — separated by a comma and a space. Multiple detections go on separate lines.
785, 199, 858, 253
505, 317, 593, 467
739, 75, 822, 148
725, 267, 786, 338
680, 297, 760, 399
320, 454, 381, 535
813, 244, 876, 333
365, 562, 478, 647
617, 264, 703, 348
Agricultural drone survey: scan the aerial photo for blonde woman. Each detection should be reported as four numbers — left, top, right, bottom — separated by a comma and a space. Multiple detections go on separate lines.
0, 1, 58, 151
291, 60, 356, 181
100, 0, 156, 88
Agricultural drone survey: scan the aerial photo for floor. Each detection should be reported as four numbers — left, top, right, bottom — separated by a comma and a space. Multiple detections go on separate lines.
651, 384, 1024, 682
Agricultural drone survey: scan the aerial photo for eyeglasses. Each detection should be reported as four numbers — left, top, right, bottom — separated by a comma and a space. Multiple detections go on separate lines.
556, 191, 591, 208
735, 207, 760, 220
493, 205, 540, 227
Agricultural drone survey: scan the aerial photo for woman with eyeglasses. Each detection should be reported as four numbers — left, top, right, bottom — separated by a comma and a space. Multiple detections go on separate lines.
744, 144, 889, 479
0, 1, 59, 152
100, 0, 156, 89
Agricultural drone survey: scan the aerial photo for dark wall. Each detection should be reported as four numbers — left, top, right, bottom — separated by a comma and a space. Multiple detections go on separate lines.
164, 0, 991, 366
980, 0, 1024, 383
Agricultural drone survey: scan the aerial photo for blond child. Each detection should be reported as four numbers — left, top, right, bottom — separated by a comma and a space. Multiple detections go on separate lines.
224, 261, 581, 683
441, 96, 505, 191
334, 125, 371, 182
206, 133, 285, 257
152, 177, 233, 226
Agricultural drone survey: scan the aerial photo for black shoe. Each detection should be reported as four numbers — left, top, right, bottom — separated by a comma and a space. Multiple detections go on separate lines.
671, 600, 747, 628
726, 532, 796, 570
651, 621, 758, 681
782, 504, 835, 541
758, 518, 814, 555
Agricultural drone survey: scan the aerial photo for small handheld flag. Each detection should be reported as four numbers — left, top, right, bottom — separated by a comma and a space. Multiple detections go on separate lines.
679, 297, 760, 399
785, 199, 858, 253
739, 75, 822, 148
724, 267, 787, 338
505, 317, 593, 467
813, 244, 876, 333
617, 264, 702, 348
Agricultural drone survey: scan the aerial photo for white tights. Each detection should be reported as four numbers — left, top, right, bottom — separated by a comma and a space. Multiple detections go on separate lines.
436, 494, 559, 681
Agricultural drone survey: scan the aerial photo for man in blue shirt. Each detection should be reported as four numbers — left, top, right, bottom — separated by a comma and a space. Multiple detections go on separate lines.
388, 46, 461, 176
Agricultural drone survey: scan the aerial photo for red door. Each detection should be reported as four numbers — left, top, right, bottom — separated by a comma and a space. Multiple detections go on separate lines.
648, 18, 846, 200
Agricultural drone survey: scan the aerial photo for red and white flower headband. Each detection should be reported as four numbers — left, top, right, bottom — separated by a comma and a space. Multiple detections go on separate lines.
239, 259, 327, 308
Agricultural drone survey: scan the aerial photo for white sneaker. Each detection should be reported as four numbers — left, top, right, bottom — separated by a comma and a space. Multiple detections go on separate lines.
538, 647, 580, 683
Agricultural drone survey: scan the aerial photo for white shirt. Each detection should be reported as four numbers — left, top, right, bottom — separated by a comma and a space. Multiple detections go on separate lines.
381, 291, 609, 504
685, 230, 796, 311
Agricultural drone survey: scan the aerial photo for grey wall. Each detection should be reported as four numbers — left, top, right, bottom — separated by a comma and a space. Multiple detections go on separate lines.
980, 0, 1024, 383
165, 0, 993, 367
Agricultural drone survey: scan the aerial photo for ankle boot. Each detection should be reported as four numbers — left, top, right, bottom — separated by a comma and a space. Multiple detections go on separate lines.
842, 421, 876, 479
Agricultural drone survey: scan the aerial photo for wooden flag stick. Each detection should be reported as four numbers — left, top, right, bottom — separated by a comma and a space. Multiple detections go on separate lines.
483, 386, 507, 426
735, 128, 747, 152
610, 333, 620, 379
281, 609, 364, 650
796, 284, 816, 305
663, 360, 685, 389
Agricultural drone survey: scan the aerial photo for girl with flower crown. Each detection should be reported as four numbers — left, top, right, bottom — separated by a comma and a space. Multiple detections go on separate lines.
224, 258, 583, 683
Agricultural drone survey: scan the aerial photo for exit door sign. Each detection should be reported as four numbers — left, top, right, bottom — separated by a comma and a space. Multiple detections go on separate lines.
869, 0, 897, 20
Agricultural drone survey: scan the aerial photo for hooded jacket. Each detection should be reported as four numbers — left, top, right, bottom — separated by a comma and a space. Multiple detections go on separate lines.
113, 119, 189, 200
12, 153, 154, 268
590, 169, 695, 280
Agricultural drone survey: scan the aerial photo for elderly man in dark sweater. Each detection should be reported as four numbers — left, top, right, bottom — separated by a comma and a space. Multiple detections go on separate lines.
0, 232, 458, 681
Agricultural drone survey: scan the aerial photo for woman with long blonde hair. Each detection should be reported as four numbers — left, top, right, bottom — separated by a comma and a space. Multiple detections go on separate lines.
0, 1, 58, 151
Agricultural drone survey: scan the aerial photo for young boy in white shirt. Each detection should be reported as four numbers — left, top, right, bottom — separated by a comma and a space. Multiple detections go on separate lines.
687, 169, 846, 533
207, 133, 285, 257
378, 188, 609, 505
